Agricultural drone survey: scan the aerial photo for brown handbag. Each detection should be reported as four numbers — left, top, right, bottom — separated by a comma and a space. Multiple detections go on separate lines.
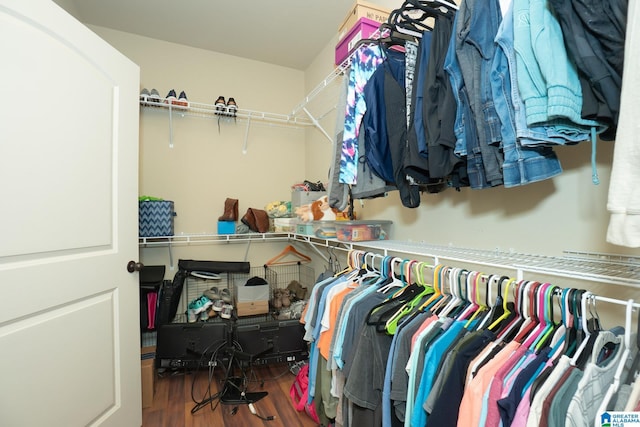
241, 208, 270, 233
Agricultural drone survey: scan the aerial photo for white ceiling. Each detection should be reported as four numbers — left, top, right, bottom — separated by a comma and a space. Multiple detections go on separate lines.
53, 0, 399, 70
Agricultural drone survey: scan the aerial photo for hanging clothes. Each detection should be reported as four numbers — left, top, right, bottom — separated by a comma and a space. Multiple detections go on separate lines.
339, 44, 385, 185
606, 0, 640, 248
548, 0, 627, 140
490, 2, 563, 188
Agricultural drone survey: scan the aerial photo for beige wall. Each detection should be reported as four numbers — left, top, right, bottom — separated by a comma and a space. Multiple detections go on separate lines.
91, 26, 323, 271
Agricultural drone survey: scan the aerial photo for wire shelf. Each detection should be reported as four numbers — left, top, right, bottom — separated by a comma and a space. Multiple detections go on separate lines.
291, 236, 640, 289
141, 98, 313, 128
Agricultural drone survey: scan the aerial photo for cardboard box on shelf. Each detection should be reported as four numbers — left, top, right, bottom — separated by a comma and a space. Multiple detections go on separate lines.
338, 0, 390, 41
237, 300, 269, 317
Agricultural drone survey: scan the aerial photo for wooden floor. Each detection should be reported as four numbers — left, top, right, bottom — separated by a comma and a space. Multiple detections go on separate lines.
143, 362, 318, 427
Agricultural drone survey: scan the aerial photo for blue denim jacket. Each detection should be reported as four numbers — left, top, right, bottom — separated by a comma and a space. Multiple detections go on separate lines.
444, 15, 488, 189
491, 2, 563, 187
456, 0, 504, 187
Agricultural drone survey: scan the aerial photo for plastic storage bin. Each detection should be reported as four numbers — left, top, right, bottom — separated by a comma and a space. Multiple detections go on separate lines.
274, 217, 297, 233
296, 221, 337, 238
335, 220, 391, 242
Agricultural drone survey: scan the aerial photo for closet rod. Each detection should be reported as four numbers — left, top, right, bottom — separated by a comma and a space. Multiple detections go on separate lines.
595, 294, 640, 309
292, 236, 640, 288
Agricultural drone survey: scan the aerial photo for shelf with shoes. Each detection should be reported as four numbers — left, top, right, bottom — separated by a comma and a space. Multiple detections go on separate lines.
139, 94, 314, 128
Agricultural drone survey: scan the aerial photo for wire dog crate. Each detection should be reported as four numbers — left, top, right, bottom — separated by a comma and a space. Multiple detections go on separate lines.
175, 262, 314, 325
231, 262, 315, 322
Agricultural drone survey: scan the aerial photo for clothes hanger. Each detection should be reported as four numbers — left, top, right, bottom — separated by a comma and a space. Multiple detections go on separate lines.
415, 0, 459, 12
429, 265, 452, 314
496, 280, 529, 342
560, 288, 576, 355
438, 268, 464, 317
265, 244, 312, 266
532, 285, 561, 352
419, 264, 445, 311
365, 258, 416, 326
522, 283, 553, 350
378, 257, 407, 294
463, 272, 489, 328
372, 260, 416, 332
596, 298, 635, 419
487, 277, 515, 332
456, 271, 479, 321
390, 3, 433, 34
570, 291, 600, 367
385, 260, 434, 334
512, 281, 542, 344
475, 275, 499, 330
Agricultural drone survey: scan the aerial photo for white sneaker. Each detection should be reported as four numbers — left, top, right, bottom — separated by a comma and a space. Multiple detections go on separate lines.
220, 304, 233, 319
212, 299, 225, 312
220, 288, 232, 304
187, 308, 198, 323
203, 286, 221, 301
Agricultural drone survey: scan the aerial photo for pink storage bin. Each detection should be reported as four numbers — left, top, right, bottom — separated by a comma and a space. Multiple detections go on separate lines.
335, 17, 381, 65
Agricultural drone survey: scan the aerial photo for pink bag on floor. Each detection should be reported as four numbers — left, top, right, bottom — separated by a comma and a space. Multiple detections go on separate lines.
289, 363, 320, 424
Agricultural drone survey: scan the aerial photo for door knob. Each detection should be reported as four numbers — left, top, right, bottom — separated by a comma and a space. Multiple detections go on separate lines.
127, 261, 144, 273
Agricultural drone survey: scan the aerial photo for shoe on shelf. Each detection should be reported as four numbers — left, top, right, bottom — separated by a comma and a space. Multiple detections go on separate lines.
281, 289, 291, 308
187, 295, 213, 314
203, 286, 221, 301
220, 304, 234, 319
207, 306, 218, 318
214, 96, 226, 115
148, 88, 161, 105
212, 299, 225, 312
226, 98, 238, 117
165, 89, 178, 106
176, 90, 189, 108
139, 88, 150, 105
218, 197, 239, 222
186, 295, 212, 323
273, 288, 283, 309
220, 288, 232, 304
199, 309, 209, 321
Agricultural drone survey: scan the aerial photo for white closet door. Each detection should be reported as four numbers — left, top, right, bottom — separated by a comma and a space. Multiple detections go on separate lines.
0, 1, 141, 425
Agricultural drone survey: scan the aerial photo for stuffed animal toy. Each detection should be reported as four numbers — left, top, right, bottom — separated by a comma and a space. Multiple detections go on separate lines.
295, 195, 339, 222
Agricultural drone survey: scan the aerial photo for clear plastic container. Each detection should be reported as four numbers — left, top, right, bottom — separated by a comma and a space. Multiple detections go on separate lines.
312, 221, 337, 239
335, 220, 392, 242
296, 221, 337, 238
